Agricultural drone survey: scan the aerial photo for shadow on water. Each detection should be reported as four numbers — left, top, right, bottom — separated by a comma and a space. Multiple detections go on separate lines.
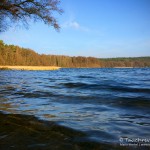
0, 112, 127, 150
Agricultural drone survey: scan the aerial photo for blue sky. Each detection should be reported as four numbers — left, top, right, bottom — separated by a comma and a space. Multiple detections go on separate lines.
0, 0, 150, 58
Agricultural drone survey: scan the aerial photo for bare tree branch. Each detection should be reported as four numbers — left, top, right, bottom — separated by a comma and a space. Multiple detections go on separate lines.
0, 0, 63, 32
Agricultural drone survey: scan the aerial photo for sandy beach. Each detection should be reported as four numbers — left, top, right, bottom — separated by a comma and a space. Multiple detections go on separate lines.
0, 66, 61, 70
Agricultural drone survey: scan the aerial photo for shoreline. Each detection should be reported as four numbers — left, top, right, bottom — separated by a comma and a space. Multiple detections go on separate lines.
0, 66, 148, 70
0, 112, 123, 150
0, 66, 61, 70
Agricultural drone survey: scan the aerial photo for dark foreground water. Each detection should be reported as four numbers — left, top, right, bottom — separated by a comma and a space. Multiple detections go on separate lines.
0, 68, 150, 145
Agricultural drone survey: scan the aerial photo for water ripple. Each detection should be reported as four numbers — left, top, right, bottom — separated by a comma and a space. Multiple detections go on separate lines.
0, 68, 150, 144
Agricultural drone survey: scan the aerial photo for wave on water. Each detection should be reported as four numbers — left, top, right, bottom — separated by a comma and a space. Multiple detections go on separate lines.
0, 68, 150, 146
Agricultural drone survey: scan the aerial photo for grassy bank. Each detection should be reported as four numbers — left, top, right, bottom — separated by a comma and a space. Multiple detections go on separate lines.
0, 112, 127, 150
0, 66, 60, 70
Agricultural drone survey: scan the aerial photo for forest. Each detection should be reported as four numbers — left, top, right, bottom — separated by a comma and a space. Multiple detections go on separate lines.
100, 57, 150, 68
0, 40, 150, 68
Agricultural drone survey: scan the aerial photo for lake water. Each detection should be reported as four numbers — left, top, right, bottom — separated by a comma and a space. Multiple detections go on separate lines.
0, 68, 150, 144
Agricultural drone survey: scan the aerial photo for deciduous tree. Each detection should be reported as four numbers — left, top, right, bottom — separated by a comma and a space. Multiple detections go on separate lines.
0, 0, 63, 32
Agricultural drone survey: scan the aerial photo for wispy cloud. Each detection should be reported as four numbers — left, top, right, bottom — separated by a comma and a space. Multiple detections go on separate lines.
62, 20, 90, 32
64, 21, 80, 29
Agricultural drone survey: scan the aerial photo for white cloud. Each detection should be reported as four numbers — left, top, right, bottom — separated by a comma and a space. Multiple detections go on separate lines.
62, 20, 90, 32
69, 21, 80, 29
62, 21, 80, 29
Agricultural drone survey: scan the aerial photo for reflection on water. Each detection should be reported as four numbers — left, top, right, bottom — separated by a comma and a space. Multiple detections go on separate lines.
0, 68, 150, 144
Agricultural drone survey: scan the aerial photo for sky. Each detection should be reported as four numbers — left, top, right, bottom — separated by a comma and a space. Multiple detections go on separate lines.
0, 0, 150, 58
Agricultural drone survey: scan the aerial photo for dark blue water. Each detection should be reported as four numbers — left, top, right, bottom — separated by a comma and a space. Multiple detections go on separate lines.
0, 68, 150, 144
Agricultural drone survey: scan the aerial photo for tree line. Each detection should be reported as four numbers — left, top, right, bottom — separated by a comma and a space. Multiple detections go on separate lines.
0, 40, 149, 68
0, 40, 100, 67
100, 57, 150, 68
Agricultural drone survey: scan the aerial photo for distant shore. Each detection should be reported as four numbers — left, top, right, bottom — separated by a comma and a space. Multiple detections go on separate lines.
0, 66, 149, 70
113, 67, 134, 68
0, 66, 61, 70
